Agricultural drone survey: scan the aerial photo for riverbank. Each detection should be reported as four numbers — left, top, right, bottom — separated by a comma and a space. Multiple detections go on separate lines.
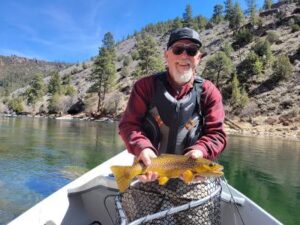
2, 113, 300, 141
225, 116, 300, 141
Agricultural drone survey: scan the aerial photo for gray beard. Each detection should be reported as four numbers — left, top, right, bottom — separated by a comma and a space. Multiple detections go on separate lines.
173, 68, 193, 85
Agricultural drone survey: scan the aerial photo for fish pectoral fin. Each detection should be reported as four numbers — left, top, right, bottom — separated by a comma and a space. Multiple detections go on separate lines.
182, 170, 194, 184
158, 176, 169, 185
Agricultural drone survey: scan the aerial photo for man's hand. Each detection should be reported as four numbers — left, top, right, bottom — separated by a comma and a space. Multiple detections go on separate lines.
137, 148, 158, 183
183, 149, 205, 182
184, 149, 203, 159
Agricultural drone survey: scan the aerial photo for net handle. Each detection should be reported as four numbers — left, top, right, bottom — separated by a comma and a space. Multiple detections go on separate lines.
116, 185, 222, 225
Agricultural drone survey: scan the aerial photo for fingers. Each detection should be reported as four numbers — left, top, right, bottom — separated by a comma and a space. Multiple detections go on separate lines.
193, 175, 205, 182
137, 148, 157, 167
184, 149, 203, 160
136, 148, 158, 183
137, 171, 158, 183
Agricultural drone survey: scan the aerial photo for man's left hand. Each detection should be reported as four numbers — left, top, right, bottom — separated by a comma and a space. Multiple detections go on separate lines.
183, 150, 205, 182
184, 149, 203, 159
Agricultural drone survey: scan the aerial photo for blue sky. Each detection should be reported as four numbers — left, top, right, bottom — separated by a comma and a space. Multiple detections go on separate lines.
0, 0, 264, 63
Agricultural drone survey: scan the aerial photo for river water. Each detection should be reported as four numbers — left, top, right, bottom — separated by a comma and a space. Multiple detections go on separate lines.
0, 117, 299, 225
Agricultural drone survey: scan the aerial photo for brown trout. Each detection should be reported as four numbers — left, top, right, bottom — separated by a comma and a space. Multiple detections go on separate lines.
110, 154, 223, 192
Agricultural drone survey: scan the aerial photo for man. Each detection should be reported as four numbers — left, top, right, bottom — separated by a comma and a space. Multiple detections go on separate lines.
118, 27, 226, 224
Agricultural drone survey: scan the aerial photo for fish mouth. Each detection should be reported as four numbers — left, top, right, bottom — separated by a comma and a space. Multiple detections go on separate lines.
213, 165, 224, 176
214, 171, 224, 176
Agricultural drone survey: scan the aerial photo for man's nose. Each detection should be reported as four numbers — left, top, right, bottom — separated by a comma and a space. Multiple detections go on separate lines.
179, 50, 189, 58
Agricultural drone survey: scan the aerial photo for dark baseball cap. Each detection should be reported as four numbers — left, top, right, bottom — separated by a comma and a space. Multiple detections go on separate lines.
167, 27, 202, 49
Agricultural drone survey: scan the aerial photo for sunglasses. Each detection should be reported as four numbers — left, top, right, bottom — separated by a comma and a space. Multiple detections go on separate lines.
170, 44, 200, 57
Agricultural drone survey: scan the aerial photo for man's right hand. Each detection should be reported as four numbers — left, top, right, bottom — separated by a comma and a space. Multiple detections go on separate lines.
137, 148, 158, 183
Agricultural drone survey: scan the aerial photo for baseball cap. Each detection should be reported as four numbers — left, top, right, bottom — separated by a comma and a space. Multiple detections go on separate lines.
167, 27, 202, 49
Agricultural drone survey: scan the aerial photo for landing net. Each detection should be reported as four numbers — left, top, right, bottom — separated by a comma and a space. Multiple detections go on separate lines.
115, 178, 221, 225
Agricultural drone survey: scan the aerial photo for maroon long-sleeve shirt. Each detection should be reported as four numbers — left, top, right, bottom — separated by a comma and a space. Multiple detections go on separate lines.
119, 73, 227, 160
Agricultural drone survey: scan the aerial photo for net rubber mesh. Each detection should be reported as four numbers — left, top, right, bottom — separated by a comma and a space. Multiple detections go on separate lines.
116, 178, 221, 225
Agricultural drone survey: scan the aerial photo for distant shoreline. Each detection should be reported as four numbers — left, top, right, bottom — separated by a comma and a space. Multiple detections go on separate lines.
1, 113, 299, 141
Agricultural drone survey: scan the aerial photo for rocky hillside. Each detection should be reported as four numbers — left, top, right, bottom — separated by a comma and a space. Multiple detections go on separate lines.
1, 2, 300, 139
0, 55, 70, 94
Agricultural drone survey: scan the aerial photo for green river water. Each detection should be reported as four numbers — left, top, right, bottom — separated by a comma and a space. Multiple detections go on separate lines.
0, 117, 299, 225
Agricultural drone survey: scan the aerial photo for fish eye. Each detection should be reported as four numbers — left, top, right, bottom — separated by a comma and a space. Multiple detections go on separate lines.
209, 163, 214, 167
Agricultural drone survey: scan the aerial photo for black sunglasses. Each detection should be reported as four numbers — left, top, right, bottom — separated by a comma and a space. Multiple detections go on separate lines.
170, 44, 200, 57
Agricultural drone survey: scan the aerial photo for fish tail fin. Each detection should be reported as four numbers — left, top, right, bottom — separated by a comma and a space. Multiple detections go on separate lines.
110, 165, 140, 192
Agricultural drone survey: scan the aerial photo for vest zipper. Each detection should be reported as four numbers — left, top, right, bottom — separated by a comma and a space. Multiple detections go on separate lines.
168, 102, 180, 154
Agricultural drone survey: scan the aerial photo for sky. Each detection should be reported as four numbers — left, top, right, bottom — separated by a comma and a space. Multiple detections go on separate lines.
0, 0, 265, 63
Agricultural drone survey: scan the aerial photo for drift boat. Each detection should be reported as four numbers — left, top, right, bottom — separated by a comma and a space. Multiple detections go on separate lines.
8, 151, 283, 225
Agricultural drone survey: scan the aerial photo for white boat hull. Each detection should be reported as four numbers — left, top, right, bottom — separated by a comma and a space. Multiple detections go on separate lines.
8, 151, 283, 225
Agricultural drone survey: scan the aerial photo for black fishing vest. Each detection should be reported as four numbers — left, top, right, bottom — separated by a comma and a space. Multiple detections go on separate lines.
142, 72, 204, 155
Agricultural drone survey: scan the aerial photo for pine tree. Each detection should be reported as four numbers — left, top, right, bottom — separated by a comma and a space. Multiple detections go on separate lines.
231, 73, 241, 105
183, 4, 194, 28
246, 0, 258, 25
26, 73, 46, 110
222, 41, 234, 57
203, 52, 234, 88
8, 97, 24, 113
272, 55, 293, 81
91, 32, 116, 112
229, 2, 245, 30
240, 87, 249, 108
195, 15, 208, 31
253, 39, 272, 66
172, 17, 183, 30
224, 0, 234, 21
263, 0, 273, 10
231, 73, 249, 108
48, 71, 62, 95
135, 33, 164, 76
212, 4, 224, 24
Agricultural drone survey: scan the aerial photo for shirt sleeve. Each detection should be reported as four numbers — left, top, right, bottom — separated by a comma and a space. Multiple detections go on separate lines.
184, 80, 227, 160
118, 76, 158, 156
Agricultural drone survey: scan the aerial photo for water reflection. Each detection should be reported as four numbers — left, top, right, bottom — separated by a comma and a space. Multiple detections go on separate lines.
1, 118, 300, 225
0, 117, 124, 225
220, 135, 300, 225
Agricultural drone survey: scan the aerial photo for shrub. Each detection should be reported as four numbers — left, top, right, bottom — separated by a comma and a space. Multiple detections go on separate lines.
245, 51, 263, 75
291, 24, 300, 33
82, 63, 87, 70
230, 73, 249, 108
266, 31, 280, 44
239, 87, 249, 108
252, 39, 272, 65
131, 50, 139, 61
120, 66, 130, 78
233, 28, 254, 48
48, 94, 60, 114
0, 101, 8, 113
123, 55, 132, 67
8, 97, 24, 113
222, 41, 234, 57
272, 55, 293, 81
253, 59, 264, 75
64, 85, 77, 96
48, 94, 75, 114
71, 68, 79, 75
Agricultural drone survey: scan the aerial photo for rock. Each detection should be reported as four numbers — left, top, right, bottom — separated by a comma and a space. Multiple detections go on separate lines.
290, 126, 298, 130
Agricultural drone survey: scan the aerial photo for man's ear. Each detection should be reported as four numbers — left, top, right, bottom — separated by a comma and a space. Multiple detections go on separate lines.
199, 52, 207, 59
164, 50, 168, 60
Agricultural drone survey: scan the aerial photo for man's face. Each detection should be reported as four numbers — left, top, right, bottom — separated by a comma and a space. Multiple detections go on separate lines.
164, 39, 202, 85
